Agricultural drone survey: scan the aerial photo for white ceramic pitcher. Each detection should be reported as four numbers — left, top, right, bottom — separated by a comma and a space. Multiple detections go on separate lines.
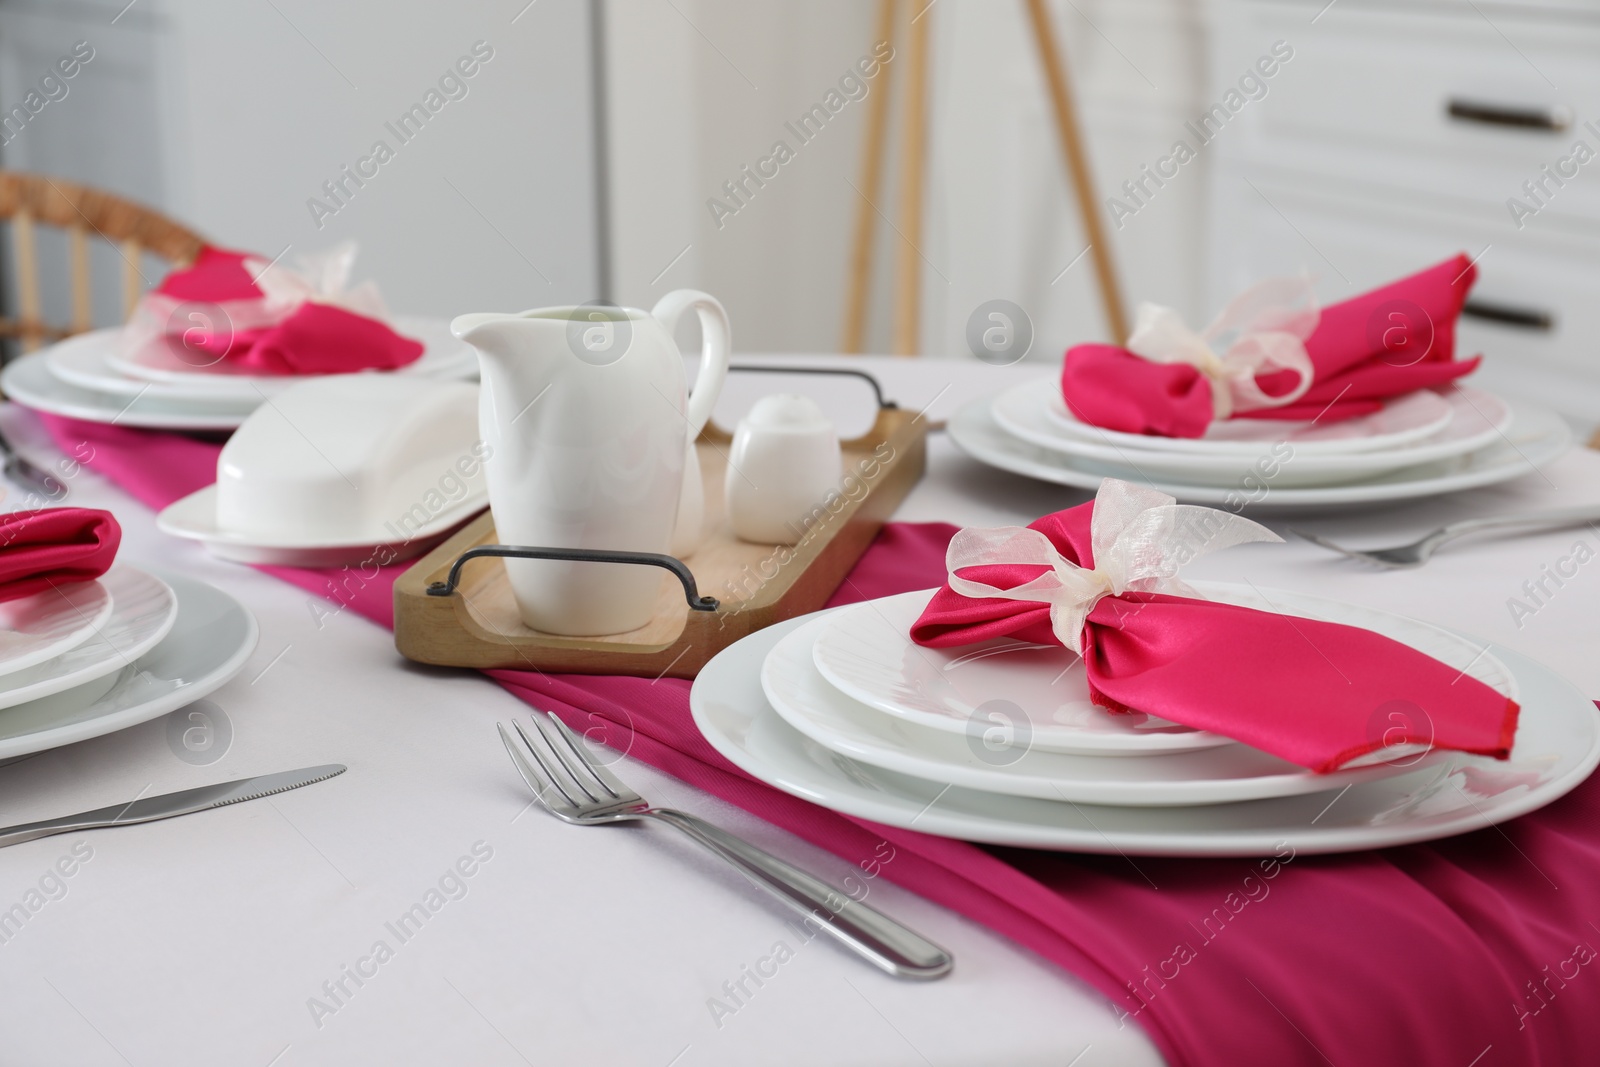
451, 291, 730, 636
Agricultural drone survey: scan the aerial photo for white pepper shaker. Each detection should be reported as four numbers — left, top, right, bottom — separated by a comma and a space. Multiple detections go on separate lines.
725, 394, 841, 544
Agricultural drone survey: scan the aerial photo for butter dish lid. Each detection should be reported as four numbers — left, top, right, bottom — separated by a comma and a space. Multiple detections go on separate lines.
160, 374, 488, 548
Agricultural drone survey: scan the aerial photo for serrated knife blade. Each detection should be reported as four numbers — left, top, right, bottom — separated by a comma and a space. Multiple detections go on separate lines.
0, 764, 346, 848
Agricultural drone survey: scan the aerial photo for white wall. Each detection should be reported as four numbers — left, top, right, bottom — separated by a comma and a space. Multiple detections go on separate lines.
604, 0, 881, 349
4, 0, 1216, 354
925, 0, 1208, 359
0, 0, 603, 322
606, 0, 1211, 359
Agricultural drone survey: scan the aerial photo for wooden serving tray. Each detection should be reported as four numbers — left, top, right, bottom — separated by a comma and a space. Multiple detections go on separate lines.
393, 405, 927, 678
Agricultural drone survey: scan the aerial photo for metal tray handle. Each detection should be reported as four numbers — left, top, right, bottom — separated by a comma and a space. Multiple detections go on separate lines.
427, 545, 719, 612
728, 363, 895, 410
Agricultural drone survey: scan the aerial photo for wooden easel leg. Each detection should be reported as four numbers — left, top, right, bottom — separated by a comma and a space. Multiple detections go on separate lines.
891, 0, 929, 357
1022, 0, 1129, 343
841, 0, 899, 355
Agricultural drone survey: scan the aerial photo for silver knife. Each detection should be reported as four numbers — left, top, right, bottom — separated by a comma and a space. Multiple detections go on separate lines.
0, 764, 346, 849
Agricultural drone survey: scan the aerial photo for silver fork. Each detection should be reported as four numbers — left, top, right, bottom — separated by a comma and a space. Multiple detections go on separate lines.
1291, 503, 1600, 568
499, 713, 953, 980
0, 425, 64, 501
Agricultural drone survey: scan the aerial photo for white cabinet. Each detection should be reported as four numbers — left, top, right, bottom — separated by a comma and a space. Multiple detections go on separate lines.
1208, 0, 1600, 425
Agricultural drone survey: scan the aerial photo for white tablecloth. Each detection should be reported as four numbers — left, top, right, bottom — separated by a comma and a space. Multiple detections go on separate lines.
2, 356, 1596, 1067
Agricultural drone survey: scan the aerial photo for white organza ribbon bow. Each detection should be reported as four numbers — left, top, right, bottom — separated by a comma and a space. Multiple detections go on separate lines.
944, 479, 1281, 654
246, 241, 389, 321
1126, 275, 1321, 421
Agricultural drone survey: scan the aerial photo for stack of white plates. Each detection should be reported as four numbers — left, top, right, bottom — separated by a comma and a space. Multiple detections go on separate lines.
690, 586, 1600, 856
0, 317, 478, 431
949, 381, 1574, 507
0, 569, 257, 760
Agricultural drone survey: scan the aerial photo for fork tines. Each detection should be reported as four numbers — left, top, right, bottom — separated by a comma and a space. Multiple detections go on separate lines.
498, 712, 642, 821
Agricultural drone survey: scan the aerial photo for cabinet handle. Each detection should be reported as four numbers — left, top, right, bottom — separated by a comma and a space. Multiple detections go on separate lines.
1447, 98, 1571, 131
1462, 299, 1555, 332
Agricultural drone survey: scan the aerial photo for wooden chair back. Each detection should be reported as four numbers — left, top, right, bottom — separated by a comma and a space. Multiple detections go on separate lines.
0, 170, 205, 351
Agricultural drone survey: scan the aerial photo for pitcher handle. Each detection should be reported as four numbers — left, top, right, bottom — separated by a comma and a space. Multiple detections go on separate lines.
651, 289, 731, 439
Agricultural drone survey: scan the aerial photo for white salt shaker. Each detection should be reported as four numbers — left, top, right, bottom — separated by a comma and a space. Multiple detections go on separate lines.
726, 394, 841, 544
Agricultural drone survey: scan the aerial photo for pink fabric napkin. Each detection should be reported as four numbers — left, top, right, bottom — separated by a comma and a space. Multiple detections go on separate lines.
0, 506, 120, 602
1062, 255, 1482, 436
147, 245, 424, 375
909, 494, 1517, 773
155, 245, 263, 303
35, 411, 1600, 1067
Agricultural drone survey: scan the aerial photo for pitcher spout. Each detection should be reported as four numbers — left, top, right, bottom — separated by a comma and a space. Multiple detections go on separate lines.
449, 311, 514, 341
449, 311, 545, 357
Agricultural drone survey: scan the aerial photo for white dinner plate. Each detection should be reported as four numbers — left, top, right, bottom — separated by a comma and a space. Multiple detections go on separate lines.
0, 567, 178, 711
0, 572, 258, 760
95, 316, 477, 396
1, 351, 256, 430
949, 390, 1572, 508
995, 383, 1513, 488
692, 604, 1599, 856
768, 611, 1491, 806
156, 482, 488, 567
1047, 380, 1454, 455
809, 593, 1230, 755
0, 580, 113, 679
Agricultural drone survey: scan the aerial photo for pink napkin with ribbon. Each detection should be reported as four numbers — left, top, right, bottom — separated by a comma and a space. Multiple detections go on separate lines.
0, 506, 120, 602
1062, 255, 1482, 437
33, 412, 1600, 1067
909, 479, 1517, 772
137, 244, 424, 375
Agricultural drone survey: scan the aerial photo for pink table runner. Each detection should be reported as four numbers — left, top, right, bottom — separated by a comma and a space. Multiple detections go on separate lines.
41, 413, 1600, 1067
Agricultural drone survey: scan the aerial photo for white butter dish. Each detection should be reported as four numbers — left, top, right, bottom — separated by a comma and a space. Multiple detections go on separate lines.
158, 374, 489, 566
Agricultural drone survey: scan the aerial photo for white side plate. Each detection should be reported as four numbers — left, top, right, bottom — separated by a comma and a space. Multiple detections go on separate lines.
0, 567, 178, 711
810, 593, 1230, 756
1047, 378, 1454, 455
0, 580, 113, 679
0, 572, 258, 759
